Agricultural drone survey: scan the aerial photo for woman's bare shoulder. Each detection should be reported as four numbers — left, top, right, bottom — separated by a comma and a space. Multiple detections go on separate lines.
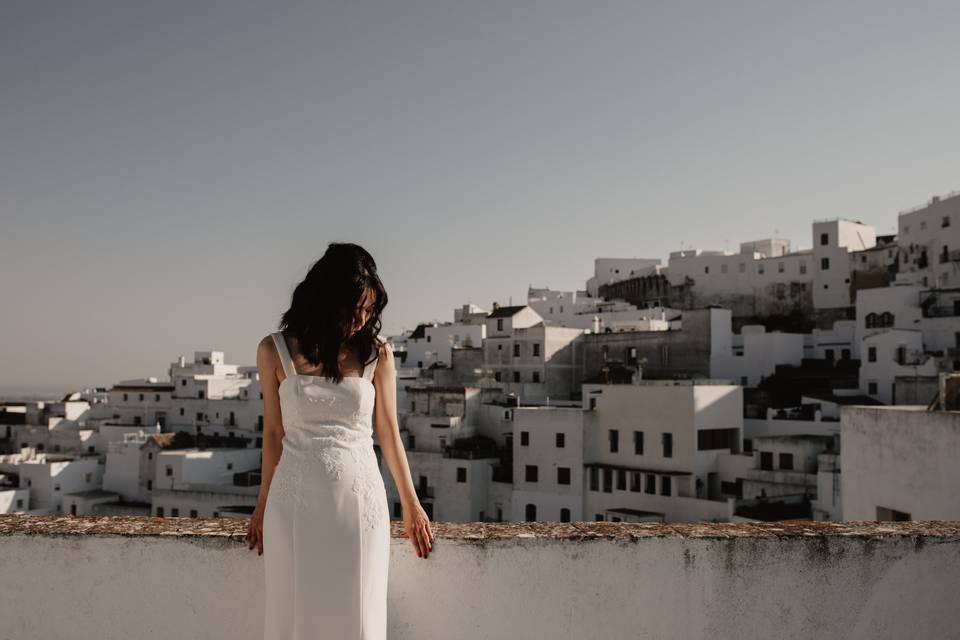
257, 333, 281, 363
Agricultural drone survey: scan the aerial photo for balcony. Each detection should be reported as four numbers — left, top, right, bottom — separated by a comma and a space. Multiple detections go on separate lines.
2, 515, 959, 639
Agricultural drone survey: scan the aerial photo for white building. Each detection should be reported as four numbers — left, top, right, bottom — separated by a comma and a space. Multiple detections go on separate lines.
102, 431, 176, 503
897, 190, 960, 289
586, 257, 662, 297
398, 306, 486, 370
512, 405, 585, 522
841, 402, 960, 520
579, 381, 742, 523
151, 447, 262, 518
482, 304, 585, 402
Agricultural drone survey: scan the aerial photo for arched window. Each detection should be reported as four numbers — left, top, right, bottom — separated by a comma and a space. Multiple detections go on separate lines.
560, 508, 571, 523
881, 312, 894, 327
525, 503, 537, 522
865, 312, 878, 329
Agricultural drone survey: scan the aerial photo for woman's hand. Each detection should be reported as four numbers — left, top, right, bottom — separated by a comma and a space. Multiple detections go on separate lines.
246, 502, 265, 556
403, 502, 435, 559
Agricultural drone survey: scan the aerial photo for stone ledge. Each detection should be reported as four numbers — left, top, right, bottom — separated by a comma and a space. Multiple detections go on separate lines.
2, 514, 959, 541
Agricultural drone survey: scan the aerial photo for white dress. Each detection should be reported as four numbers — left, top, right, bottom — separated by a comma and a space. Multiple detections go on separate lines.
263, 331, 391, 640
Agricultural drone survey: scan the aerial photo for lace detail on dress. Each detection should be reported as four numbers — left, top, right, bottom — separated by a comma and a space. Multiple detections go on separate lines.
269, 453, 304, 509
349, 447, 389, 531
317, 446, 347, 480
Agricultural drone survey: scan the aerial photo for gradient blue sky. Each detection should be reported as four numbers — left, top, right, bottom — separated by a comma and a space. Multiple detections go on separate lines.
3, 0, 959, 394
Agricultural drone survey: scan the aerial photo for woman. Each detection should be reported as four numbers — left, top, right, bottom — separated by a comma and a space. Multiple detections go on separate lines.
246, 242, 434, 640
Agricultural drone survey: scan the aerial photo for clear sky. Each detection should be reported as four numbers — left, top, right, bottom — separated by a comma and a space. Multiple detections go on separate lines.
3, 0, 959, 394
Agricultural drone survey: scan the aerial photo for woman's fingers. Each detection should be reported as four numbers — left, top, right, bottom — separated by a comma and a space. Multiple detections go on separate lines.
411, 530, 424, 558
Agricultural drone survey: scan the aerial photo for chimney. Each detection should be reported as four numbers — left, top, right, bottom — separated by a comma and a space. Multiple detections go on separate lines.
492, 301, 500, 311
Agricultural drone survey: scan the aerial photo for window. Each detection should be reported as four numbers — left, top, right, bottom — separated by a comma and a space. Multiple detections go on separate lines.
532, 371, 541, 383
165, 466, 173, 476
760, 451, 773, 470
821, 257, 830, 270
525, 465, 538, 482
513, 343, 520, 357
555, 432, 565, 448
609, 429, 619, 453
123, 394, 128, 401
589, 466, 599, 491
139, 393, 144, 401
196, 412, 203, 422
602, 467, 612, 493
408, 434, 415, 449
778, 453, 794, 470
520, 431, 529, 446
630, 471, 642, 492
513, 371, 520, 383
456, 467, 467, 483
758, 263, 764, 275
778, 262, 784, 273
525, 504, 536, 521
943, 215, 951, 228
494, 372, 502, 382
800, 262, 806, 274
660, 476, 671, 496
560, 508, 571, 523
181, 380, 187, 386
179, 408, 184, 416
633, 430, 643, 455
171, 508, 179, 517
589, 397, 597, 410
616, 469, 626, 491
190, 510, 198, 518
533, 343, 540, 357
198, 390, 205, 399
820, 232, 829, 245
497, 319, 504, 331
156, 507, 164, 517
155, 394, 160, 401
426, 335, 431, 342
557, 467, 571, 485
868, 346, 877, 362
662, 432, 673, 458
595, 514, 604, 521
147, 480, 152, 490
868, 381, 878, 395
697, 428, 737, 450
704, 266, 709, 274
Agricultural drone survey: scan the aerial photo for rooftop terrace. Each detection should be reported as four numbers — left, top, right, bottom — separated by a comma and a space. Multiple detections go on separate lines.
2, 516, 959, 639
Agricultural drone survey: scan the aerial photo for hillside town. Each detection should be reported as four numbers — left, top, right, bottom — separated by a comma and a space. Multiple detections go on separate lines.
2, 191, 959, 524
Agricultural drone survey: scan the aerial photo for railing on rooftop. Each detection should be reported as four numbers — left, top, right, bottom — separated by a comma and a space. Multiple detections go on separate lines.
898, 189, 960, 216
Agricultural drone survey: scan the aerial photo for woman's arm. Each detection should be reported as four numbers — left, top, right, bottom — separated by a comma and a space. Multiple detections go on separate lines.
372, 337, 435, 559
246, 335, 285, 555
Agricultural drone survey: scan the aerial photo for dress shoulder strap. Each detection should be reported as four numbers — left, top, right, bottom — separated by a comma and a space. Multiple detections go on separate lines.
271, 332, 297, 380
362, 335, 385, 381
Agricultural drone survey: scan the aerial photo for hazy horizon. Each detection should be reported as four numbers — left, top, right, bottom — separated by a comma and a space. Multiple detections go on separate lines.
4, 1, 960, 392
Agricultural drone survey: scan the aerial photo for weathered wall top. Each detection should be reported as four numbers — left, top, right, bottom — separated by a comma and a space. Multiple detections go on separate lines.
2, 514, 959, 541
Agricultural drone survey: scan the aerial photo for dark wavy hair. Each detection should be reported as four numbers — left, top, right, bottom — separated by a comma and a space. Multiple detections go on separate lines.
278, 243, 387, 383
